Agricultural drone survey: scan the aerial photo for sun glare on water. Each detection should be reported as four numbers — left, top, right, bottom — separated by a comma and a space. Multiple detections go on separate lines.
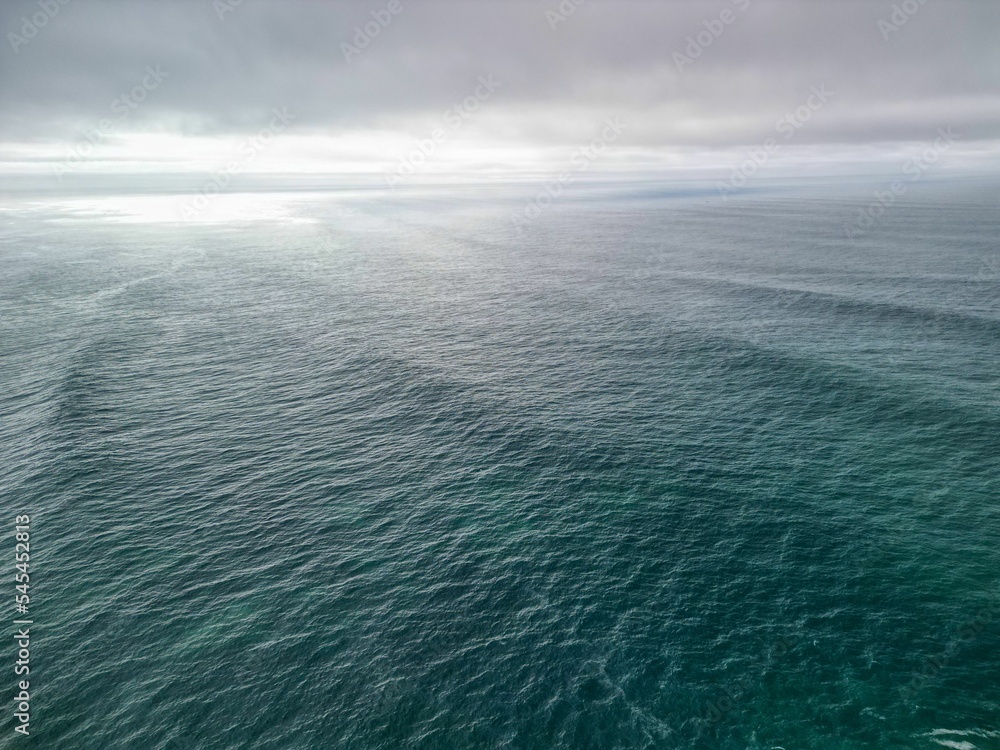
46, 192, 320, 225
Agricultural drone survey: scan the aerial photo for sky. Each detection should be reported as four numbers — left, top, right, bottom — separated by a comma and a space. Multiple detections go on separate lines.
1, 0, 999, 183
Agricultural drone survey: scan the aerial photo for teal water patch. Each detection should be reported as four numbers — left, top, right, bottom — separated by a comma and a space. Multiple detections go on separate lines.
0, 181, 997, 749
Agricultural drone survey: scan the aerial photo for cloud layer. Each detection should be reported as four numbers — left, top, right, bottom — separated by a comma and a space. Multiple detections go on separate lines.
2, 0, 999, 175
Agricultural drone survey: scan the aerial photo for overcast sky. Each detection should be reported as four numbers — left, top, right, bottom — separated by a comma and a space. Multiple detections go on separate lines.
2, 0, 999, 178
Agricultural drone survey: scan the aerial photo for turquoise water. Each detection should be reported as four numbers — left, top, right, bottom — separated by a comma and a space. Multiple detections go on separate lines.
1, 180, 998, 749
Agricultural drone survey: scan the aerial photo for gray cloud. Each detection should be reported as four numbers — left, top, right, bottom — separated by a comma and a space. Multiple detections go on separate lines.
1, 0, 999, 169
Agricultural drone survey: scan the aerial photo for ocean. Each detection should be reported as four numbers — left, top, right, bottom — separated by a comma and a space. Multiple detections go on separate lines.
1, 178, 998, 749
